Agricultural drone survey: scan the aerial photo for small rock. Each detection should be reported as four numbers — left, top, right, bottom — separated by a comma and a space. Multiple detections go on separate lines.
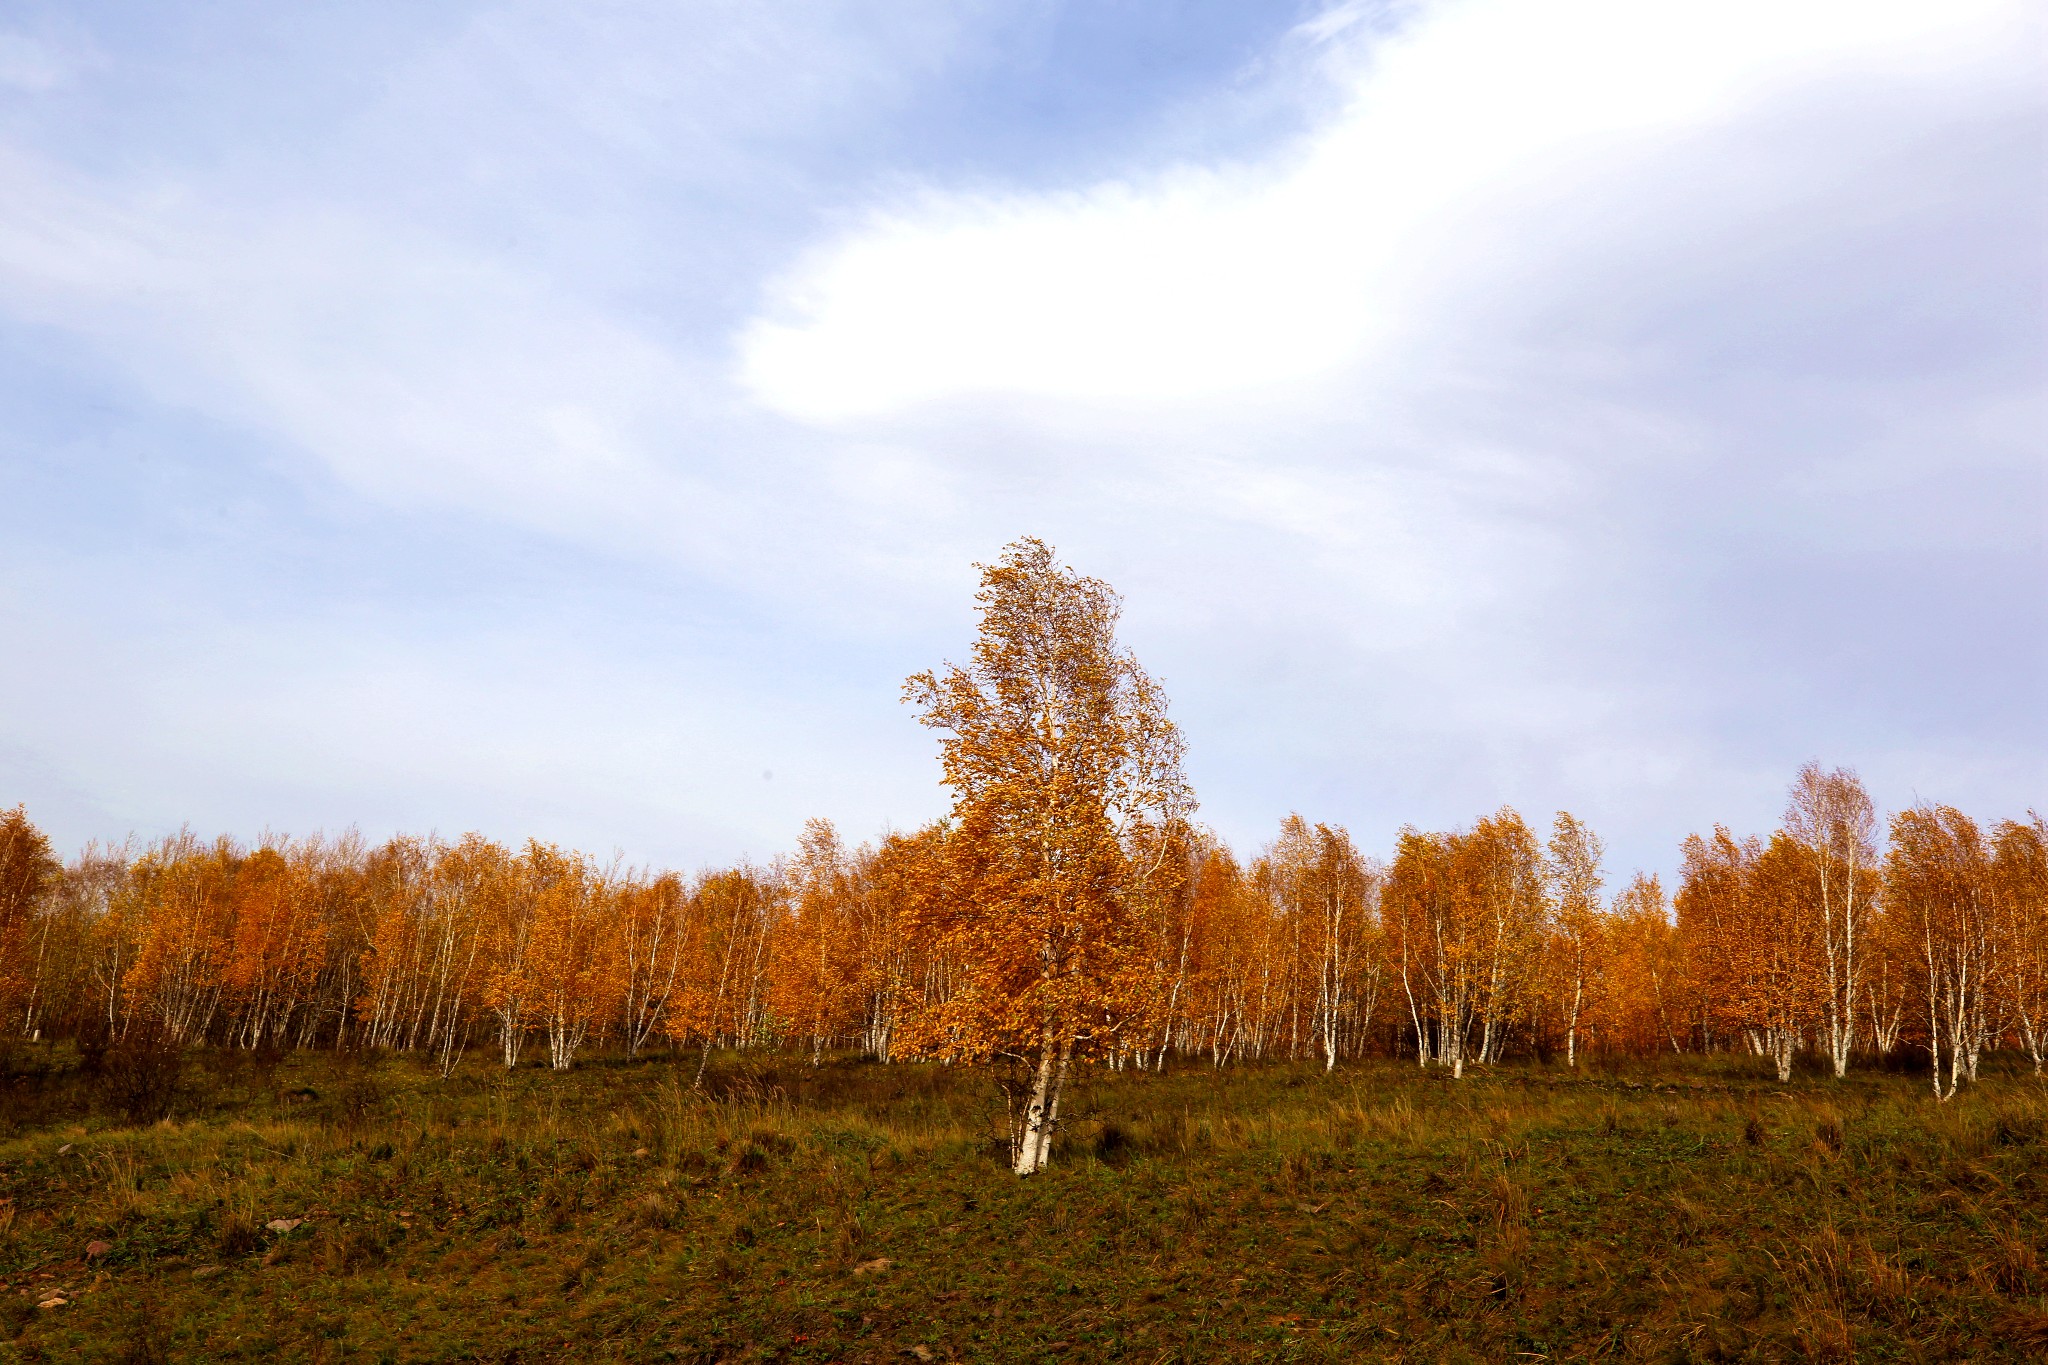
265, 1218, 303, 1234
85, 1241, 113, 1259
854, 1257, 894, 1276
36, 1297, 66, 1310
192, 1266, 223, 1280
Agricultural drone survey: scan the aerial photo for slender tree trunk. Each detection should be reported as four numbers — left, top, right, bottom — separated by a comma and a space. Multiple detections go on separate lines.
1566, 990, 1579, 1069
1014, 1034, 1060, 1176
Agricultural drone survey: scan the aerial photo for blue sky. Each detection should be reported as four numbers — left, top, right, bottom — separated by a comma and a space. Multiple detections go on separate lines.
1, 0, 2041, 881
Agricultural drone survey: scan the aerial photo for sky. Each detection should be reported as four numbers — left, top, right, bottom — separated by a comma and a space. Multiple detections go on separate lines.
0, 0, 2041, 882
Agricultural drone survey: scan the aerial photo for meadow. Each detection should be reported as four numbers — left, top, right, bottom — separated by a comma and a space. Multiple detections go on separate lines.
0, 1046, 2042, 1363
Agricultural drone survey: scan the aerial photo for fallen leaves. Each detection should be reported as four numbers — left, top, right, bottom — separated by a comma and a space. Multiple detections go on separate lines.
854, 1257, 894, 1276
265, 1218, 304, 1234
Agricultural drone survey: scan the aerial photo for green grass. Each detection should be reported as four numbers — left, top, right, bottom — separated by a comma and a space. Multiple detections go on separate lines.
1, 1046, 2042, 1362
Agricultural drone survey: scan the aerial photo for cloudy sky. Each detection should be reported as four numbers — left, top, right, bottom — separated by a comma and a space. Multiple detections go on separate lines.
0, 0, 2040, 880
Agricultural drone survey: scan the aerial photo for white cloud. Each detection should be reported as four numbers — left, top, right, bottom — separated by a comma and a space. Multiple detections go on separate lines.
739, 0, 2032, 422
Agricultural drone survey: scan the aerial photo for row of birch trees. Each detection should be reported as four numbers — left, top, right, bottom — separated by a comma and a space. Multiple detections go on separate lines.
1, 543, 2041, 1131
3, 778, 2040, 1100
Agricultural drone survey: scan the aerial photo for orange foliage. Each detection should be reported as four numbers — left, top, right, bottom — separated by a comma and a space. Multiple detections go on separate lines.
0, 546, 2036, 1115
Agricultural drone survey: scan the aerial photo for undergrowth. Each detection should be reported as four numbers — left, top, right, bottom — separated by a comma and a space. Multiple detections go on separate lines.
0, 1046, 2041, 1362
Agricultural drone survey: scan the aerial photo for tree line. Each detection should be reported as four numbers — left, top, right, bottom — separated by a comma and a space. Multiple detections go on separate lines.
0, 540, 2041, 1161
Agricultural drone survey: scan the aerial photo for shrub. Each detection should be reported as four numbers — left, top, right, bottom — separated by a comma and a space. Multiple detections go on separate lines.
98, 1022, 183, 1125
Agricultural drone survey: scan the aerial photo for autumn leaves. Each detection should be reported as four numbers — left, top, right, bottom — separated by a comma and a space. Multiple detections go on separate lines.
901, 537, 1192, 1172
0, 539, 2042, 1169
1678, 776, 2046, 1098
1881, 806, 2044, 1098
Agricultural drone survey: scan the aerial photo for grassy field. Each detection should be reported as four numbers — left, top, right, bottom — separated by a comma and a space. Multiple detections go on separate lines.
0, 1044, 2041, 1363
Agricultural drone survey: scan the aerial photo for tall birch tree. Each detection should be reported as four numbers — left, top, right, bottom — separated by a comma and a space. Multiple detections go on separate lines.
0, 806, 61, 1037
1783, 763, 1878, 1077
1546, 812, 1606, 1068
902, 537, 1191, 1175
1886, 805, 1997, 1100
